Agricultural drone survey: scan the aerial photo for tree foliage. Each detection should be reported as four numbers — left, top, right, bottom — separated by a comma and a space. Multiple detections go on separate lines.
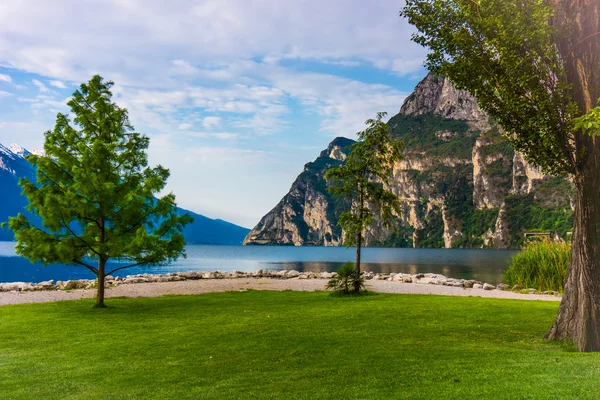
325, 112, 403, 290
401, 0, 600, 351
4, 75, 192, 307
401, 0, 576, 175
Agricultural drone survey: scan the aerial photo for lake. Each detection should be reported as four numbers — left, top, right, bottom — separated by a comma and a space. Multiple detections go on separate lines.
0, 242, 518, 284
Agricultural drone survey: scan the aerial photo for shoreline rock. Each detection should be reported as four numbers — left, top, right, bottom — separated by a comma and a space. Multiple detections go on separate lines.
0, 270, 557, 296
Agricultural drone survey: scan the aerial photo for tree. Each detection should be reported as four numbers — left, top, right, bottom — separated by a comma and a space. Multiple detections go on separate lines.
401, 0, 600, 351
325, 112, 403, 292
3, 75, 193, 308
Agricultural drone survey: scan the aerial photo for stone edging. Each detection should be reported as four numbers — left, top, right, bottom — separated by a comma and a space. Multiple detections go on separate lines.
0, 270, 558, 295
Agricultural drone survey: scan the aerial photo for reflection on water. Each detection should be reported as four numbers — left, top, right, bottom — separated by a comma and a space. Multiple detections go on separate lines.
268, 261, 506, 284
0, 242, 518, 284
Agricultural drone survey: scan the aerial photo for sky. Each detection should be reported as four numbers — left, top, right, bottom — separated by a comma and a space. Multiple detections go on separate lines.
0, 0, 428, 228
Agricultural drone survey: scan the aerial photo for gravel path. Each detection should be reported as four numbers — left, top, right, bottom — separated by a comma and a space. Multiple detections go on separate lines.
0, 278, 561, 306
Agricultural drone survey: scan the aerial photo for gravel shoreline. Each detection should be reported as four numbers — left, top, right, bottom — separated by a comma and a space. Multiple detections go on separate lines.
0, 276, 561, 306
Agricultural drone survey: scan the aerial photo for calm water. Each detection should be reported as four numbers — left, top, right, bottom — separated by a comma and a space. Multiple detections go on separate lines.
0, 242, 518, 284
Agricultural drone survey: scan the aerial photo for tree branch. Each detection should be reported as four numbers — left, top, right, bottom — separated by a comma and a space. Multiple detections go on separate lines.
72, 259, 98, 274
106, 261, 148, 276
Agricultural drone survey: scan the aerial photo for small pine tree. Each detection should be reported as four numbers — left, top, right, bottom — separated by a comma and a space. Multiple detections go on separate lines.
4, 75, 192, 308
325, 112, 403, 292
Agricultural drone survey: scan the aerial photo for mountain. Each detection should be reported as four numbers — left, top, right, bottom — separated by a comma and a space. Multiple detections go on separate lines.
244, 73, 574, 249
243, 137, 354, 246
0, 144, 249, 245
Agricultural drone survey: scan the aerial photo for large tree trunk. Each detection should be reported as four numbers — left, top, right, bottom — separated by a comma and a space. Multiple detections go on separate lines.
545, 0, 600, 351
95, 258, 107, 308
545, 159, 600, 350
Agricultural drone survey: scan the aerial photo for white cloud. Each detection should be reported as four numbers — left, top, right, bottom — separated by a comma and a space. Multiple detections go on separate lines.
0, 0, 425, 83
0, 0, 426, 226
202, 116, 221, 129
49, 80, 67, 89
31, 79, 48, 92
186, 131, 239, 140
0, 73, 11, 83
0, 90, 12, 97
171, 60, 197, 75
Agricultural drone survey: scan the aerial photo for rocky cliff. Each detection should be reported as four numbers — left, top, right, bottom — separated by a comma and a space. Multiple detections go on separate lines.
244, 74, 574, 248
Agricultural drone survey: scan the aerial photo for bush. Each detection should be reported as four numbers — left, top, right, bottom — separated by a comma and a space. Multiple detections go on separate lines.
504, 239, 570, 292
326, 262, 365, 294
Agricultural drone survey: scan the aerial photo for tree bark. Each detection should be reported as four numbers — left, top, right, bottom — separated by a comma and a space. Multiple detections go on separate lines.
95, 258, 107, 308
95, 216, 107, 308
355, 232, 362, 276
545, 0, 600, 351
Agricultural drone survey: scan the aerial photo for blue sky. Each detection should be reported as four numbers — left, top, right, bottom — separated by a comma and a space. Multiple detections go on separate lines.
0, 0, 427, 228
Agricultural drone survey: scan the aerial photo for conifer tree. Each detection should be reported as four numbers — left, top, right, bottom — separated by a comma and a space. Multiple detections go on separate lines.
325, 112, 403, 292
5, 75, 192, 308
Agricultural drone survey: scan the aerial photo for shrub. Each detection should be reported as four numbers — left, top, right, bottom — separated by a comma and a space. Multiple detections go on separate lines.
504, 239, 570, 292
326, 262, 365, 294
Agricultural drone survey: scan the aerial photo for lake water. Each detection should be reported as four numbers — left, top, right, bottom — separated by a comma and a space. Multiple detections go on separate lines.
0, 242, 518, 284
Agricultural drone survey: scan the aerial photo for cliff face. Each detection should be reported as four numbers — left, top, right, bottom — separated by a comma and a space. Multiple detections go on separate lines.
243, 138, 353, 246
244, 74, 574, 248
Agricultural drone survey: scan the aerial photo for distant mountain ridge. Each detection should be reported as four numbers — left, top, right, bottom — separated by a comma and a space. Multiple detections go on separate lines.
0, 143, 249, 245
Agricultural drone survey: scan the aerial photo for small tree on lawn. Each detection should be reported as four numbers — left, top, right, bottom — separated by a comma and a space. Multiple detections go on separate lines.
4, 75, 192, 308
325, 112, 403, 292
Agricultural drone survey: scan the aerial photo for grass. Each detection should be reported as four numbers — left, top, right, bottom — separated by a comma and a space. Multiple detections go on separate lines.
1, 290, 600, 399
505, 239, 570, 292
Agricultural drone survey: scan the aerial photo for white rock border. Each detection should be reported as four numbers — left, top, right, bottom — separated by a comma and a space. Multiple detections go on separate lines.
0, 270, 560, 296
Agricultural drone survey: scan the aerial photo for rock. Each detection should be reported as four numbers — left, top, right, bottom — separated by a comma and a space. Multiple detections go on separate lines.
512, 284, 521, 291
463, 280, 475, 288
528, 288, 538, 294
34, 280, 55, 290
22, 283, 36, 291
402, 277, 413, 283
496, 283, 511, 291
287, 270, 300, 278
254, 269, 263, 277
473, 284, 484, 289
179, 271, 199, 279
425, 273, 447, 280
202, 271, 216, 279
123, 277, 147, 284
483, 283, 496, 290
415, 277, 441, 285
63, 280, 87, 290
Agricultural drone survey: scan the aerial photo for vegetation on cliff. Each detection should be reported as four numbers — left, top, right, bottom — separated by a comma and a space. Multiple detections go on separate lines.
245, 77, 574, 250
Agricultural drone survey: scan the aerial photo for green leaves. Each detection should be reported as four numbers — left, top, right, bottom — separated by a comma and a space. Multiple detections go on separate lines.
401, 0, 577, 176
573, 101, 600, 137
7, 75, 192, 277
325, 112, 404, 247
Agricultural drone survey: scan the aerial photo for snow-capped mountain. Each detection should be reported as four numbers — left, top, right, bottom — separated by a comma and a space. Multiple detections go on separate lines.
0, 142, 249, 244
0, 143, 36, 180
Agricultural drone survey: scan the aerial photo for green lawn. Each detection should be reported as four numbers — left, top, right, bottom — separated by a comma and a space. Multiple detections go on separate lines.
1, 291, 599, 399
